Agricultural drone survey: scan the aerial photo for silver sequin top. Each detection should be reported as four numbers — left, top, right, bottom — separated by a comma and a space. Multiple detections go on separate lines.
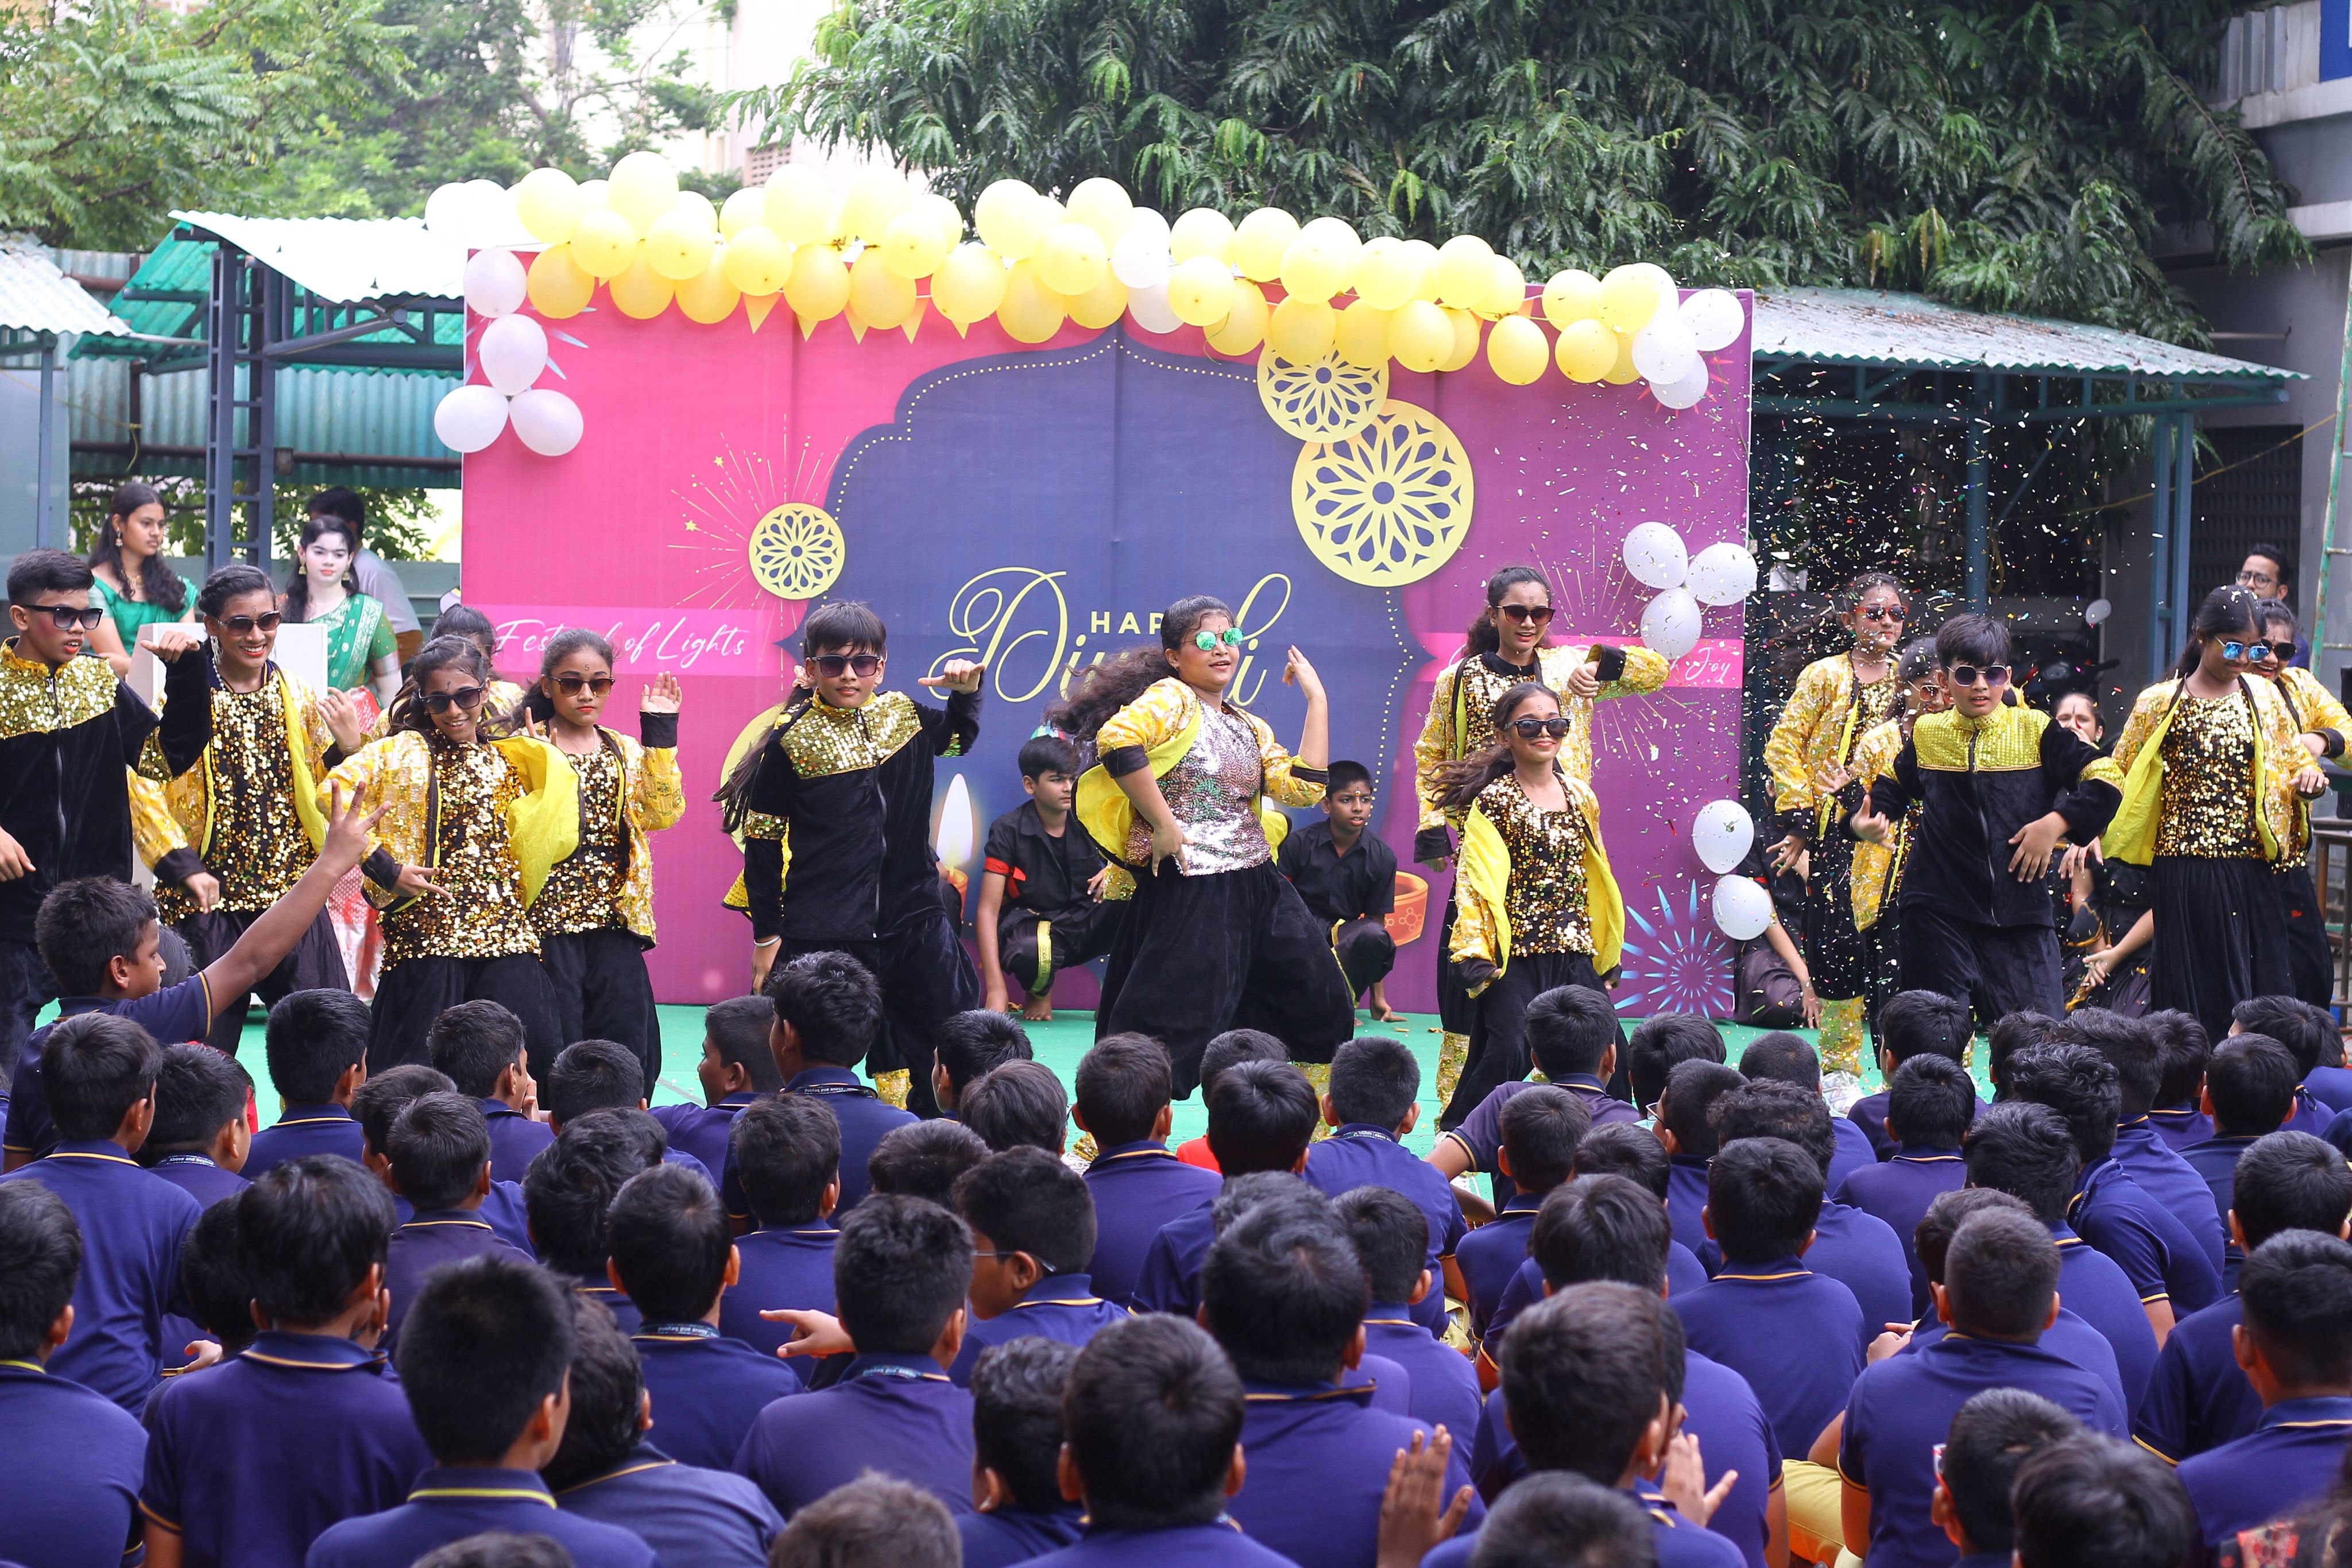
1125, 703, 1271, 875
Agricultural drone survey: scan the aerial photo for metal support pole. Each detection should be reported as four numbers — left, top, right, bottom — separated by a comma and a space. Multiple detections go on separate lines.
249, 268, 281, 564
2151, 418, 2176, 681
2313, 252, 2352, 677
33, 336, 55, 551
2173, 412, 2196, 646
202, 245, 244, 573
1965, 372, 1990, 605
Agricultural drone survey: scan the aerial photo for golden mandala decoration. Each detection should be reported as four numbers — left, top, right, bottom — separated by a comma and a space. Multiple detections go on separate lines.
1291, 400, 1475, 587
1255, 349, 1389, 441
747, 504, 845, 600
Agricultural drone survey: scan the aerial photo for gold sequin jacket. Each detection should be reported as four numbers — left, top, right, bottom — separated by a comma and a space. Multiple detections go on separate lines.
2264, 666, 2351, 865
320, 729, 579, 917
1844, 715, 1913, 931
2105, 676, 2307, 866
1763, 653, 1902, 842
533, 717, 683, 944
1448, 766, 1624, 981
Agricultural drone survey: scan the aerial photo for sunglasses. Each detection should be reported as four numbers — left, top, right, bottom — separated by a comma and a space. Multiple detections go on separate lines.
422, 685, 488, 714
1498, 604, 1555, 625
2224, 640, 2292, 662
1947, 664, 2010, 688
1857, 606, 1906, 624
1193, 629, 1245, 651
22, 603, 105, 631
1509, 717, 1573, 739
214, 611, 283, 636
552, 673, 615, 694
810, 653, 882, 677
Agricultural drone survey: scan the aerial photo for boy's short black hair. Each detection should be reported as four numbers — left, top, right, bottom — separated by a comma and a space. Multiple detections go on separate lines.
1211, 1171, 1328, 1241
1197, 1029, 1287, 1098
2011, 1435, 2196, 1568
1332, 1184, 1432, 1305
868, 1118, 989, 1208
396, 1252, 578, 1465
1708, 1077, 1838, 1182
2234, 996, 2328, 1078
1499, 1085, 1590, 1194
42, 1012, 161, 1141
1962, 1102, 2082, 1225
952, 1145, 1097, 1275
413, 1535, 577, 1568
522, 1111, 660, 1276
607, 1163, 730, 1322
148, 1042, 251, 1153
1659, 1059, 1744, 1159
1887, 1054, 1976, 1149
544, 1040, 644, 1126
2006, 1044, 2122, 1165
1880, 990, 1972, 1066
2239, 1230, 2352, 1387
541, 1295, 644, 1492
1205, 1060, 1319, 1175
427, 1001, 527, 1098
1016, 734, 1081, 780
237, 1153, 396, 1328
2144, 1010, 2212, 1109
1936, 611, 2011, 669
1327, 1035, 1419, 1130
1941, 1388, 2084, 1557
8, 548, 95, 604
1201, 1203, 1370, 1387
2207, 1036, 2299, 1137
972, 1337, 1080, 1513
1524, 985, 1623, 1081
772, 1474, 957, 1568
799, 600, 888, 657
961, 1060, 1068, 1154
1738, 1031, 1821, 1090
264, 989, 372, 1105
0, 1182, 79, 1361
1532, 1174, 1672, 1292
704, 994, 784, 1092
179, 1196, 256, 1351
1944, 1207, 2060, 1339
308, 486, 365, 530
2055, 1010, 2160, 1116
1626, 1016, 1725, 1111
351, 1063, 456, 1156
1500, 1283, 1668, 1484
1987, 1011, 2061, 1091
730, 1093, 840, 1228
1063, 1315, 1244, 1531
1324, 759, 1373, 793
386, 1091, 493, 1212
767, 950, 884, 1068
2234, 1131, 2352, 1250
35, 877, 154, 996
1705, 1137, 1823, 1262
833, 1195, 972, 1356
1572, 1122, 1671, 1199
1467, 1470, 1656, 1568
1913, 1188, 2033, 1286
937, 1010, 1032, 1099
1074, 1033, 1173, 1148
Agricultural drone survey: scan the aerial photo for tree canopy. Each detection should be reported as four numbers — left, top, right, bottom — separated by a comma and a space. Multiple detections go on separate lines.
737, 0, 2307, 343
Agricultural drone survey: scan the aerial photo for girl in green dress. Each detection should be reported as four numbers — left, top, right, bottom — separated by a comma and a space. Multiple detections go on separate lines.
86, 479, 191, 677
282, 514, 402, 712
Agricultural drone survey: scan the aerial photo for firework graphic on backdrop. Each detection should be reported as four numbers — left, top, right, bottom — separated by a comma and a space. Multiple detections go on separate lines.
1614, 880, 1735, 1019
668, 434, 835, 611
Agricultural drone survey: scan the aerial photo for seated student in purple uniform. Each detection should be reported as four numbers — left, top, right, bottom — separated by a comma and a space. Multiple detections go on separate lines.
962, 1060, 1070, 1155
604, 1162, 802, 1472
304, 1253, 657, 1568
957, 1338, 1087, 1568
869, 1117, 989, 1206
651, 994, 778, 1179
142, 1043, 253, 1207
141, 1156, 430, 1568
354, 1064, 529, 1253
2235, 995, 2338, 1137
1835, 1054, 1974, 1313
734, 1194, 978, 1517
931, 1009, 1032, 1123
2177, 1232, 2352, 1557
425, 1001, 551, 1185
1847, 989, 1978, 1161
2062, 1009, 2227, 1272
1655, 1058, 1747, 1256
1740, 1032, 1875, 1193
1073, 1033, 1220, 1306
523, 1110, 664, 1335
1454, 1085, 1588, 1342
161, 1195, 257, 1374
1131, 1059, 1319, 1319
2137, 1130, 2352, 1465
1302, 1037, 1472, 1267
544, 1039, 711, 1182
544, 1294, 782, 1568
1428, 982, 1636, 1211
1933, 1389, 2087, 1568
755, 950, 912, 1214
1444, 1473, 1657, 1568
245, 989, 371, 1179
2144, 1009, 2216, 1152
1170, 1028, 1285, 1173
1984, 1008, 2060, 1097
771, 1474, 959, 1567
716, 1093, 840, 1366
1333, 1184, 1483, 1443
2011, 1434, 2197, 1568
2185, 1035, 2299, 1288
381, 1091, 529, 1350
1198, 1200, 1481, 1568
948, 1147, 1128, 1385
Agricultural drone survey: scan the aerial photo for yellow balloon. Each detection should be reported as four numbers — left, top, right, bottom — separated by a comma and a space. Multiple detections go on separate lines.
784, 243, 850, 321
1604, 327, 1642, 384
1168, 208, 1235, 265
1065, 269, 1129, 330
719, 187, 767, 240
1439, 307, 1480, 371
672, 190, 718, 235
525, 245, 594, 318
577, 179, 610, 211
1205, 280, 1269, 355
1434, 234, 1495, 308
1626, 261, 1678, 306
763, 167, 833, 246
880, 209, 953, 280
848, 249, 916, 328
1352, 238, 1423, 312
1390, 299, 1452, 373
1402, 240, 1442, 301
1554, 318, 1617, 382
514, 168, 585, 245
1542, 269, 1603, 327
841, 167, 912, 242
1278, 237, 1348, 303
606, 152, 677, 233
933, 242, 1009, 324
1299, 216, 1362, 262
1486, 314, 1548, 385
644, 209, 716, 282
1166, 255, 1236, 327
1333, 301, 1392, 369
1267, 295, 1337, 362
1484, 257, 1529, 318
1065, 177, 1134, 246
1035, 222, 1109, 296
675, 253, 740, 324
915, 192, 965, 247
570, 208, 640, 278
721, 225, 791, 296
975, 179, 1046, 260
1233, 208, 1300, 282
996, 258, 1066, 344
608, 255, 675, 320
1597, 265, 1662, 334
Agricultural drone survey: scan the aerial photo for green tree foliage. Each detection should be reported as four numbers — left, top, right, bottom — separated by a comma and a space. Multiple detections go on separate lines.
738, 0, 2307, 343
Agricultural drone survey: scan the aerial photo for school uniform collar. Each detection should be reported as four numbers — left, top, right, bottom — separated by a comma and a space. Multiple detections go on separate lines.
239, 1329, 381, 1372
2191, 1133, 2265, 1151
2255, 1396, 2352, 1433
407, 1466, 560, 1508
154, 1152, 224, 1171
0, 1358, 51, 1379
556, 1442, 679, 1496
1364, 1302, 1421, 1327
633, 1321, 722, 1342
48, 1138, 140, 1167
1332, 1122, 1402, 1144
1092, 1140, 1178, 1163
2149, 1106, 2204, 1126
270, 1103, 355, 1126
2068, 1157, 2123, 1220
475, 1097, 532, 1121
1891, 1147, 1963, 1163
1709, 1255, 1812, 1283
788, 1066, 877, 1098
1556, 1074, 1610, 1093
1242, 1376, 1377, 1406
1670, 1153, 1712, 1172
751, 1221, 839, 1242
2047, 1221, 2088, 1249
401, 1209, 494, 1234
715, 1093, 760, 1109
1012, 1273, 1105, 1310
574, 1276, 632, 1306
1498, 1190, 1547, 1216
1626, 1478, 1690, 1527
841, 1352, 952, 1384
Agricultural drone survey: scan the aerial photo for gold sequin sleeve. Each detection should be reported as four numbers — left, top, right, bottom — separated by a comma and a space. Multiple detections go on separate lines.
624, 732, 686, 834
1096, 677, 1193, 756
295, 682, 341, 777
1248, 710, 1328, 810
129, 769, 188, 868
1763, 658, 1841, 819
2286, 668, 2352, 752
2109, 684, 2172, 777
2255, 677, 2314, 850
1413, 665, 1463, 833
1592, 642, 1672, 700
1849, 716, 1904, 788
322, 731, 428, 870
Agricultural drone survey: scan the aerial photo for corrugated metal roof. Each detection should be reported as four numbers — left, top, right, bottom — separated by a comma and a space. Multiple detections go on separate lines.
68, 359, 461, 486
0, 244, 136, 336
78, 231, 465, 358
1750, 287, 2300, 380
169, 211, 465, 303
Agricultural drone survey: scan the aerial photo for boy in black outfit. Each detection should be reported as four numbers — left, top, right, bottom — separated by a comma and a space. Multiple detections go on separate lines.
1276, 759, 1399, 1019
977, 735, 1119, 1022
957, 1337, 1085, 1567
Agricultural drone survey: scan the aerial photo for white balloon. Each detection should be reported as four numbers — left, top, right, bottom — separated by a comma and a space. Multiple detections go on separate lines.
1686, 541, 1759, 606
1126, 207, 1170, 243
462, 179, 518, 247
432, 384, 508, 454
462, 248, 528, 318
424, 183, 473, 243
1691, 799, 1757, 875
1127, 277, 1182, 334
1631, 315, 1699, 384
1622, 521, 1689, 590
1712, 873, 1774, 942
509, 388, 584, 456
1639, 587, 1704, 661
477, 313, 548, 396
1111, 232, 1171, 289
1680, 288, 1746, 353
2084, 598, 2113, 627
1651, 358, 1709, 410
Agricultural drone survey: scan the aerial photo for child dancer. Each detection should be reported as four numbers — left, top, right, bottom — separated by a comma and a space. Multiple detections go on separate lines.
1762, 570, 1909, 1071
518, 629, 684, 1089
324, 635, 579, 1073
1430, 682, 1623, 1126
2247, 601, 2347, 1006
1412, 566, 1665, 1105
1057, 594, 1350, 1097
1839, 637, 1945, 1027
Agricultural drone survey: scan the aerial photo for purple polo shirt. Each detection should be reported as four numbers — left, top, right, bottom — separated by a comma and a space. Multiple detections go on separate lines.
717, 1222, 838, 1379
3, 979, 213, 1161
960, 1504, 1087, 1568
1454, 1191, 1543, 1341
146, 1151, 249, 1207
2049, 1224, 2158, 1411
1426, 1480, 1743, 1568
1303, 1123, 1468, 1337
554, 1443, 781, 1568
1832, 1147, 1964, 1313
652, 1093, 759, 1183
382, 1209, 531, 1350
1023, 1521, 1298, 1568
1666, 1156, 1712, 1256
1485, 1241, 1711, 1353
629, 1322, 806, 1472
1902, 1310, 2126, 1415
1226, 1378, 1481, 1568
476, 1098, 554, 1184
243, 1103, 364, 1178
2148, 1104, 2214, 1152
2071, 1156, 2224, 1314
2109, 1118, 2226, 1272
732, 1352, 974, 1519
947, 1273, 1132, 1385
1081, 1140, 1221, 1306
2133, 1293, 2260, 1463
304, 1466, 656, 1568
2177, 1396, 2352, 1555
1440, 1075, 1640, 1206
1673, 1256, 1865, 1456
1363, 1302, 1482, 1443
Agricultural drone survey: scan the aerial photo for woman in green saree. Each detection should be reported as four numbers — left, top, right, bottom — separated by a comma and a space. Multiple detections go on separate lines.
86, 479, 192, 677
281, 514, 402, 712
